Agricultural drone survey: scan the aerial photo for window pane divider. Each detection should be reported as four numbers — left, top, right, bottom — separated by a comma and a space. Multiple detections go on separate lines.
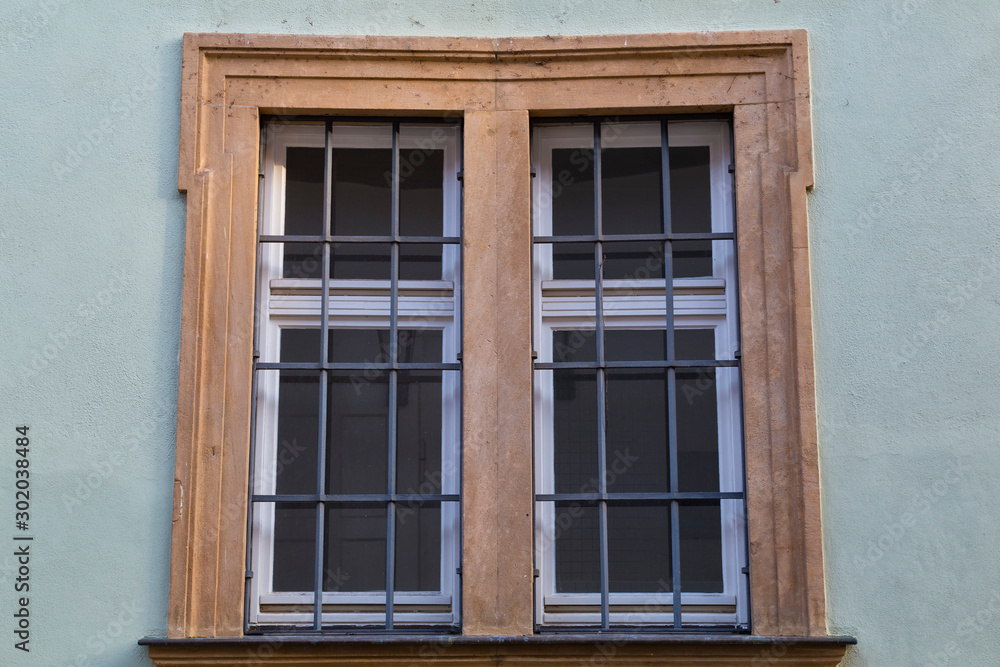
532, 233, 733, 243
313, 118, 334, 632
533, 360, 737, 370
385, 120, 402, 631
591, 121, 612, 632
256, 362, 461, 371
534, 492, 742, 502
253, 494, 461, 503
260, 235, 460, 244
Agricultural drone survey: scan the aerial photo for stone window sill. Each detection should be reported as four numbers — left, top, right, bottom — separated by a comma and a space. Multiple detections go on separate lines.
140, 633, 856, 665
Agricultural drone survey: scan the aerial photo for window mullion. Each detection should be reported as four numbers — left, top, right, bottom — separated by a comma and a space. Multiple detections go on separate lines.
592, 121, 611, 631
660, 120, 683, 630
313, 120, 334, 632
385, 120, 401, 631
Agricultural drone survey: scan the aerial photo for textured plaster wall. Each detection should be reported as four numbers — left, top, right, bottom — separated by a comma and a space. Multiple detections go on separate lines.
0, 1, 997, 665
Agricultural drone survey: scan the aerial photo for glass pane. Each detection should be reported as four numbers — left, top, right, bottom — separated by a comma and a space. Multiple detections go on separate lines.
326, 371, 388, 495
274, 378, 319, 495
669, 146, 712, 235
554, 501, 600, 593
331, 147, 391, 236
328, 329, 390, 364
603, 241, 666, 281
554, 370, 598, 494
673, 239, 712, 279
552, 146, 595, 280
272, 503, 316, 592
327, 328, 441, 364
284, 146, 324, 236
608, 504, 671, 592
552, 329, 596, 363
680, 503, 723, 592
395, 503, 441, 592
553, 242, 594, 280
283, 327, 320, 363
551, 147, 594, 236
605, 330, 665, 362
396, 370, 443, 494
282, 241, 323, 279
675, 328, 715, 361
324, 505, 386, 592
677, 367, 719, 493
398, 329, 442, 364
605, 369, 668, 493
399, 148, 443, 237
275, 330, 321, 495
602, 146, 662, 235
670, 144, 713, 277
330, 242, 390, 280
400, 243, 442, 281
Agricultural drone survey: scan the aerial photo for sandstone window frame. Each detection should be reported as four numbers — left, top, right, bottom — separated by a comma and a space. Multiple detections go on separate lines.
147, 30, 855, 665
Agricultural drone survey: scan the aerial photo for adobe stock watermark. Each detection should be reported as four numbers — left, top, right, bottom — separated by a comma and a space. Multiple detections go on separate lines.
62, 599, 143, 667
51, 60, 165, 181
1, 0, 65, 58
62, 400, 174, 513
920, 588, 1000, 667
853, 457, 971, 572
890, 255, 998, 370
17, 268, 130, 382
843, 128, 955, 244
537, 447, 640, 555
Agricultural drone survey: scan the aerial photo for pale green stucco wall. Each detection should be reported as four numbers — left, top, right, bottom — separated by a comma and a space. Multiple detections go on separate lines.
1, 1, 998, 665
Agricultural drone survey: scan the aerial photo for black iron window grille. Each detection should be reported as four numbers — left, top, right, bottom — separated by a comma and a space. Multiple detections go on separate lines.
532, 117, 749, 631
247, 118, 463, 633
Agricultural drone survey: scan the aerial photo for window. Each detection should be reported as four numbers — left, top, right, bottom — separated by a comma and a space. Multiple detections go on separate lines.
148, 31, 853, 666
250, 120, 462, 630
532, 119, 746, 629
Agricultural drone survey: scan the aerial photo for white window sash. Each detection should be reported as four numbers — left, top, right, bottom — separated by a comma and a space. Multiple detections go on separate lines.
250, 122, 462, 628
531, 120, 747, 627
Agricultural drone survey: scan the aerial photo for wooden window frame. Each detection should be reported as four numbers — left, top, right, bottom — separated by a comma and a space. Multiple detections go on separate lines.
150, 30, 854, 665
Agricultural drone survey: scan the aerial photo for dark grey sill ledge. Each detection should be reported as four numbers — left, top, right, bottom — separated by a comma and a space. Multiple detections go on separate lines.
140, 634, 856, 647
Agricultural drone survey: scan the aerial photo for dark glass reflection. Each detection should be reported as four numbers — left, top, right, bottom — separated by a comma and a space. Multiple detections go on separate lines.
602, 241, 666, 281
283, 241, 323, 279
680, 503, 723, 592
275, 329, 321, 495
400, 243, 443, 281
606, 369, 668, 493
284, 147, 325, 236
602, 146, 662, 235
552, 331, 598, 494
397, 370, 443, 494
330, 242, 390, 280
552, 147, 595, 279
324, 505, 386, 591
608, 504, 671, 592
395, 504, 441, 592
673, 240, 713, 280
675, 328, 715, 361
554, 501, 600, 593
331, 148, 392, 236
326, 371, 388, 495
399, 145, 444, 280
272, 503, 316, 592
676, 329, 719, 492
605, 330, 665, 362
670, 146, 713, 277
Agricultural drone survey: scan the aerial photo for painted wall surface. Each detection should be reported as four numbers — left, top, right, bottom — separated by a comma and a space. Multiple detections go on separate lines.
0, 1, 997, 665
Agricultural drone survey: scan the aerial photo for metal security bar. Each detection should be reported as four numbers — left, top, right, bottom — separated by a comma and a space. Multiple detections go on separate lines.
248, 118, 462, 633
532, 117, 748, 631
